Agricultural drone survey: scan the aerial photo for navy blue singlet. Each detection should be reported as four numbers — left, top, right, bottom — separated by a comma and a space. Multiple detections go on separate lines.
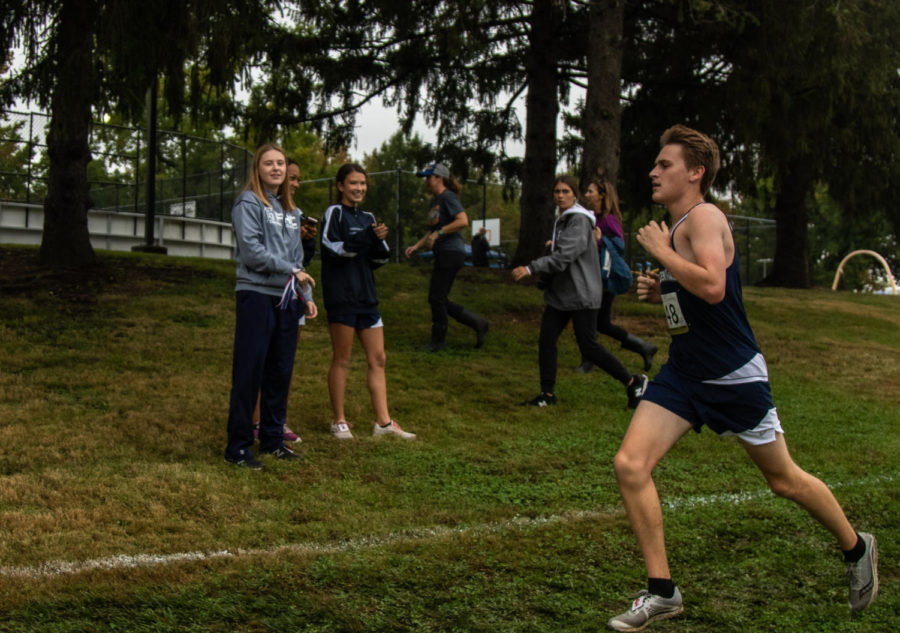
659, 207, 764, 382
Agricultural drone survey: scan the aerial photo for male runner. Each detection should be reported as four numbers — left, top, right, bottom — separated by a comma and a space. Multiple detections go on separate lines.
606, 124, 878, 632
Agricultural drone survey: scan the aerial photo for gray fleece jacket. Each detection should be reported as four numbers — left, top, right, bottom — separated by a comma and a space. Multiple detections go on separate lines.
232, 189, 305, 296
527, 203, 603, 311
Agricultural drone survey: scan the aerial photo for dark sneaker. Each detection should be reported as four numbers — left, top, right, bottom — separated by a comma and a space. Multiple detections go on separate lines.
225, 454, 265, 470
607, 588, 683, 632
261, 444, 303, 461
847, 532, 878, 612
626, 374, 649, 409
575, 359, 594, 373
475, 319, 489, 348
519, 392, 557, 407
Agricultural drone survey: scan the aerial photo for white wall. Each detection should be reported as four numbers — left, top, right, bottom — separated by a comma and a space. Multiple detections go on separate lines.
0, 201, 234, 259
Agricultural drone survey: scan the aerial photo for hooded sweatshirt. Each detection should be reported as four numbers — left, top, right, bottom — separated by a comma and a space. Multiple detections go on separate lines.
232, 189, 305, 296
527, 203, 603, 311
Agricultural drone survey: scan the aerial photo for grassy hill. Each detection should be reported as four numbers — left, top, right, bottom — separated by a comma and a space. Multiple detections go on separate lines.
0, 245, 896, 632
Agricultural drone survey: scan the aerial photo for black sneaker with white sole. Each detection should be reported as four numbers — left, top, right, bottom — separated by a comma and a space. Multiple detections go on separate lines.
626, 374, 649, 409
519, 392, 557, 407
261, 444, 303, 461
225, 454, 265, 470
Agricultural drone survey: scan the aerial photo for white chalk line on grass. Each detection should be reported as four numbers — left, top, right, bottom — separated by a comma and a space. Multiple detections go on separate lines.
1, 472, 894, 580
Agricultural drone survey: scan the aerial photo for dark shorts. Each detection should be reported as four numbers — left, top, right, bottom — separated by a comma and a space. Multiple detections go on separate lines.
327, 311, 383, 330
643, 363, 783, 445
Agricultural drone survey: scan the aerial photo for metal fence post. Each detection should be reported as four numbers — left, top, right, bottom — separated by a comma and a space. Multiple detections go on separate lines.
745, 218, 751, 283
395, 168, 401, 263
219, 143, 225, 221
144, 82, 158, 247
26, 113, 34, 203
181, 133, 187, 218
135, 132, 141, 212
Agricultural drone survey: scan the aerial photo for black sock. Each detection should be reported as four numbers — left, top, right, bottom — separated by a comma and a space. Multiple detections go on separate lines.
842, 533, 865, 563
648, 577, 675, 599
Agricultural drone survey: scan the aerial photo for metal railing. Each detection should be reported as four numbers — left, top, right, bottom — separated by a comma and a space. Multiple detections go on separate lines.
0, 110, 251, 221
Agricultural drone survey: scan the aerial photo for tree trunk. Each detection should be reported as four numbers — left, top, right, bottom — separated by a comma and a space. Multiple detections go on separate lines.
513, 0, 562, 266
767, 157, 813, 287
39, 0, 98, 269
581, 0, 625, 187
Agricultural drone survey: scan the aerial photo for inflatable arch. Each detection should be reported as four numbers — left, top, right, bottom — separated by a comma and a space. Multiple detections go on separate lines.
831, 250, 898, 295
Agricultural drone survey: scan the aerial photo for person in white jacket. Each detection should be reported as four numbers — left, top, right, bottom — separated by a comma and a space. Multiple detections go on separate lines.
512, 175, 647, 408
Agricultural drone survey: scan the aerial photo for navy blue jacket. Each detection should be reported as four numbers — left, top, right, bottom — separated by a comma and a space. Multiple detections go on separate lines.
320, 203, 390, 314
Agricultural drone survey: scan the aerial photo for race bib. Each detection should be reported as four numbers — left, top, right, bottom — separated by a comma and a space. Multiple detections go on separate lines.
662, 291, 688, 334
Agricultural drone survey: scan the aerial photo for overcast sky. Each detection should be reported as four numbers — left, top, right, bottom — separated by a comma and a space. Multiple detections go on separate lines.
347, 96, 530, 161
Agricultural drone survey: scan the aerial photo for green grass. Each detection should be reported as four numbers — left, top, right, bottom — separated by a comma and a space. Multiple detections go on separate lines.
0, 245, 897, 632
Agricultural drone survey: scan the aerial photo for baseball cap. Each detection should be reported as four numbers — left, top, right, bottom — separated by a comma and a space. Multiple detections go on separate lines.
416, 163, 450, 179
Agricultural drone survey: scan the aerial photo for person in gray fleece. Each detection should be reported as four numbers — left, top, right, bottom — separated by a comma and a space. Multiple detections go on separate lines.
512, 175, 648, 408
224, 143, 316, 469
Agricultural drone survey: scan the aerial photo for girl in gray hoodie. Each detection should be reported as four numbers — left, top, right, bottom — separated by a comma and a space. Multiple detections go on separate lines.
224, 143, 316, 469
512, 175, 647, 408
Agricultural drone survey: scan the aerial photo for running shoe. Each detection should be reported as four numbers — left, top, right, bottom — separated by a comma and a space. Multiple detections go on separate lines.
260, 444, 303, 461
372, 420, 416, 440
519, 392, 557, 407
225, 453, 265, 470
847, 532, 879, 612
607, 588, 683, 632
331, 421, 354, 440
626, 374, 649, 409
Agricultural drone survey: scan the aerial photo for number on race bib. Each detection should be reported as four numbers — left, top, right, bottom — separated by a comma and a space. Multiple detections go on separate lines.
661, 291, 688, 334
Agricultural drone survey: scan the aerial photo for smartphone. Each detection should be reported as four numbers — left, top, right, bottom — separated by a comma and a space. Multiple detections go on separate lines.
302, 216, 318, 226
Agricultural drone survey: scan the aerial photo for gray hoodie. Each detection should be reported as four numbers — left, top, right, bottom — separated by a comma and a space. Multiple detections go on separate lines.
232, 189, 305, 296
527, 203, 603, 311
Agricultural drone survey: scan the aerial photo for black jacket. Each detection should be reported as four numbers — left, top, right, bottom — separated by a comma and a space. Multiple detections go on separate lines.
320, 203, 390, 314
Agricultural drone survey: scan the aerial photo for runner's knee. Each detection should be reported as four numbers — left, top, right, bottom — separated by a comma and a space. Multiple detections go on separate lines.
764, 469, 807, 500
614, 449, 651, 486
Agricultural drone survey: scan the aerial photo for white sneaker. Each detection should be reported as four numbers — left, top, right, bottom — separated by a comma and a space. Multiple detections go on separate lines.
607, 588, 683, 631
330, 421, 354, 440
372, 420, 416, 440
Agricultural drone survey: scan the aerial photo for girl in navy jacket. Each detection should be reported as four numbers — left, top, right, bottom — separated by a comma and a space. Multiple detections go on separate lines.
321, 163, 416, 441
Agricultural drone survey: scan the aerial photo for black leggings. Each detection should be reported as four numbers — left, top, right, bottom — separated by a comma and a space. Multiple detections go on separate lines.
596, 290, 629, 342
428, 250, 466, 327
539, 304, 631, 393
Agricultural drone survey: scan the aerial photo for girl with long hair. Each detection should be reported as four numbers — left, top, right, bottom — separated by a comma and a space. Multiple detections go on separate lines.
224, 143, 316, 468
512, 176, 647, 408
577, 177, 657, 372
320, 163, 415, 440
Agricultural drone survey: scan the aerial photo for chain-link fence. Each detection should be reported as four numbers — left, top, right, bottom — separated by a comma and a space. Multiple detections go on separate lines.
292, 170, 522, 264
623, 214, 776, 286
620, 207, 776, 286
1, 110, 251, 221
2, 109, 779, 281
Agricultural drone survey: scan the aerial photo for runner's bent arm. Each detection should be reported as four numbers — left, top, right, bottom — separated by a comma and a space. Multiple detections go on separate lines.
637, 205, 728, 304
